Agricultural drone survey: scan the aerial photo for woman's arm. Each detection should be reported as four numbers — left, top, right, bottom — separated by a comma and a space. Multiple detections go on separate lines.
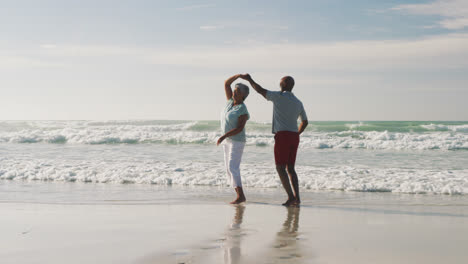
224, 74, 241, 100
217, 114, 248, 145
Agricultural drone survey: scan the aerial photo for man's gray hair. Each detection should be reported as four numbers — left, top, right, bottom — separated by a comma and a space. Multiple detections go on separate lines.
235, 83, 249, 99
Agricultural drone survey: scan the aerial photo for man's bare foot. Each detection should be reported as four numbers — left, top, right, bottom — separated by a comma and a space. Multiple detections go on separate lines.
230, 197, 246, 204
291, 199, 301, 207
282, 199, 295, 206
294, 197, 301, 204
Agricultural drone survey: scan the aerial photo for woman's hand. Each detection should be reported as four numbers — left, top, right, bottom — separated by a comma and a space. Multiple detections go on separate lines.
217, 135, 226, 146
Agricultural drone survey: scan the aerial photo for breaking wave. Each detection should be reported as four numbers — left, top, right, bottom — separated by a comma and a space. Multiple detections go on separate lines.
1, 158, 466, 195
0, 120, 467, 150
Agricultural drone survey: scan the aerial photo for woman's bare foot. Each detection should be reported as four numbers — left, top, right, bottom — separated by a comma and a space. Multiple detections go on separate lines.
230, 187, 246, 204
230, 197, 246, 204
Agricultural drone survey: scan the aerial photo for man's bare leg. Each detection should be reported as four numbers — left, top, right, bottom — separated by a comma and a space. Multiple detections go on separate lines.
276, 165, 295, 206
287, 164, 300, 205
231, 187, 246, 204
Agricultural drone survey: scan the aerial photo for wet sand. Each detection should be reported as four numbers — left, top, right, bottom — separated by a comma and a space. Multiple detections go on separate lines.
1, 182, 467, 264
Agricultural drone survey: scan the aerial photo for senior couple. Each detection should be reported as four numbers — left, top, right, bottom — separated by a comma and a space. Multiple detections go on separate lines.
218, 74, 308, 206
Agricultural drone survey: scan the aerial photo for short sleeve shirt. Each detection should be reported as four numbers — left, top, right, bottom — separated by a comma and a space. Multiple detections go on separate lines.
221, 98, 250, 142
266, 91, 307, 134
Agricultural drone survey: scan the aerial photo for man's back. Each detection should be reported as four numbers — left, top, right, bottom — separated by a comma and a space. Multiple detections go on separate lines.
266, 91, 307, 134
241, 74, 308, 206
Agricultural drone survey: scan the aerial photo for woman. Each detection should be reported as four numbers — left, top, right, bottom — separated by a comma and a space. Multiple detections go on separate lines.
217, 74, 250, 204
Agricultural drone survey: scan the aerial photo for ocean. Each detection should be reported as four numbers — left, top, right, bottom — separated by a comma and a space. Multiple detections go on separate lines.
1, 120, 467, 195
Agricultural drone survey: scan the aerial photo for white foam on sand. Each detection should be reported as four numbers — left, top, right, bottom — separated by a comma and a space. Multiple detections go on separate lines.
1, 158, 466, 195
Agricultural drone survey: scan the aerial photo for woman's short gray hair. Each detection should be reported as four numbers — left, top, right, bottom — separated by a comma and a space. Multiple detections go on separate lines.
235, 83, 249, 99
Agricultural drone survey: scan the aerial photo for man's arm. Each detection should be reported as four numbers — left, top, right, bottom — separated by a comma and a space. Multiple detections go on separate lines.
298, 120, 308, 135
298, 106, 308, 135
240, 74, 268, 99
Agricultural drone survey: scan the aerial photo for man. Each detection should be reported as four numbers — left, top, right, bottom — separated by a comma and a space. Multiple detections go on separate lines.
240, 74, 308, 206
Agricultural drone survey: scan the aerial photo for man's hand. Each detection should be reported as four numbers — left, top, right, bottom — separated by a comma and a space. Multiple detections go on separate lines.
217, 136, 226, 146
239, 74, 251, 81
240, 73, 267, 99
298, 120, 308, 135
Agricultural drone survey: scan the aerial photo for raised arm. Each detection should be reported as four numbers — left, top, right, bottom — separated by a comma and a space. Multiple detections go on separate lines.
240, 74, 268, 99
217, 114, 248, 146
224, 74, 241, 100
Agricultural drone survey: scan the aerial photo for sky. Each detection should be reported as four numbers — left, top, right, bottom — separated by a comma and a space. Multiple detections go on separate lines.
1, 0, 468, 121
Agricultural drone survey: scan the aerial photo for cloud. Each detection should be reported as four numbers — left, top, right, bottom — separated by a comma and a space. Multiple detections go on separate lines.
392, 0, 468, 29
143, 33, 468, 71
440, 17, 468, 30
3, 33, 468, 71
0, 55, 62, 69
176, 4, 214, 11
40, 44, 57, 49
199, 25, 224, 31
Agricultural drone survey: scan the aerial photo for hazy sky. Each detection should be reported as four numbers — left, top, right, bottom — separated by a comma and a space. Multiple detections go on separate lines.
1, 0, 468, 121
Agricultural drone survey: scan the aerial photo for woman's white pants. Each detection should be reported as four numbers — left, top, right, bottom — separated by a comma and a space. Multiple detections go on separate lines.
223, 139, 245, 188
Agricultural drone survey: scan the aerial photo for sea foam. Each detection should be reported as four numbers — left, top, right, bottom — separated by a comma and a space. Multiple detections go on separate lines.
1, 158, 467, 195
421, 124, 468, 132
0, 121, 467, 150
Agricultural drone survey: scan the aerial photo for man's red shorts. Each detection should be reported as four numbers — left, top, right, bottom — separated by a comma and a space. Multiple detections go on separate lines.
274, 131, 300, 165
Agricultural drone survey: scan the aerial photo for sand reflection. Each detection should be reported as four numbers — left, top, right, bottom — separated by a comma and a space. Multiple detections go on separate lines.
223, 205, 245, 264
271, 206, 302, 262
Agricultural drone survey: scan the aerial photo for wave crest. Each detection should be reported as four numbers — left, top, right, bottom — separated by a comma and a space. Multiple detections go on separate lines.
421, 124, 468, 132
0, 121, 467, 150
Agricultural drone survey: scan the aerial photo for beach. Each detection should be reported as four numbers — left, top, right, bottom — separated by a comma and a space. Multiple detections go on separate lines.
1, 120, 467, 263
1, 181, 467, 264
3, 0, 468, 262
